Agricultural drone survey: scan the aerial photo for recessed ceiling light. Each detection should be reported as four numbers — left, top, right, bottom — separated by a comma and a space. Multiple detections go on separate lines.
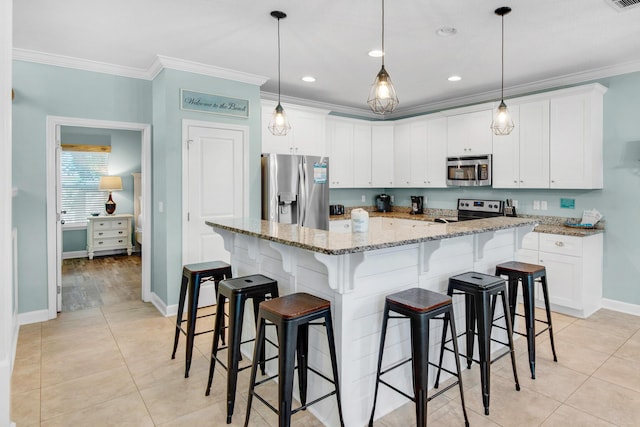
448, 75, 462, 82
368, 50, 384, 58
301, 76, 316, 83
436, 27, 458, 37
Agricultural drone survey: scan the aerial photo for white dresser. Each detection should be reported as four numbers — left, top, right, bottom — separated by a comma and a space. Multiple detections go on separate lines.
86, 214, 133, 260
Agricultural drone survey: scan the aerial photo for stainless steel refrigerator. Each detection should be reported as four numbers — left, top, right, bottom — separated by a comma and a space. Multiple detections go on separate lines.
261, 153, 330, 230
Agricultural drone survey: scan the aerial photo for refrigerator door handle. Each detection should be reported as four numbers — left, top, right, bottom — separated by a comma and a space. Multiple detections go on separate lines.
298, 161, 306, 226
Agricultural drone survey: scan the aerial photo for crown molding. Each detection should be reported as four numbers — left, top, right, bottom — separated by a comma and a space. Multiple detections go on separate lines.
12, 49, 269, 86
154, 55, 268, 85
260, 90, 381, 120
12, 48, 151, 80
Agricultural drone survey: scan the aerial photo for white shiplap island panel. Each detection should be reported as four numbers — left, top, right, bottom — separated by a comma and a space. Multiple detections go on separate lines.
206, 217, 536, 427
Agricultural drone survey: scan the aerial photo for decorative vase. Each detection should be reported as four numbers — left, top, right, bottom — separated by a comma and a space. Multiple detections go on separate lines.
105, 192, 116, 215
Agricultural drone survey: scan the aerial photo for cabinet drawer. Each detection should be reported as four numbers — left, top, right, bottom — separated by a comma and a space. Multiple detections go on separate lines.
520, 232, 539, 250
95, 237, 128, 249
93, 220, 113, 230
539, 233, 582, 256
94, 229, 127, 239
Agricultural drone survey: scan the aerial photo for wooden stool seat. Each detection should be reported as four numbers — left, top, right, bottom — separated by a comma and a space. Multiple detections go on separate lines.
259, 292, 330, 319
495, 261, 545, 275
386, 287, 452, 313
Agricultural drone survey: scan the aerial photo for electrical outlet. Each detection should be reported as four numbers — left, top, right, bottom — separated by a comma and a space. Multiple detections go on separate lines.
361, 195, 366, 203
533, 200, 540, 210
541, 200, 548, 210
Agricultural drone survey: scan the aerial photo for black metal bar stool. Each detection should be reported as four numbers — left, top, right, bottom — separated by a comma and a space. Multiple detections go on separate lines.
244, 292, 345, 427
435, 272, 520, 416
205, 274, 279, 424
495, 261, 558, 379
369, 288, 469, 427
171, 261, 232, 378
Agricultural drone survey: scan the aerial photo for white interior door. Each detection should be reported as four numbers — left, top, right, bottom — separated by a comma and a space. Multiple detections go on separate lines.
55, 124, 62, 311
183, 121, 247, 270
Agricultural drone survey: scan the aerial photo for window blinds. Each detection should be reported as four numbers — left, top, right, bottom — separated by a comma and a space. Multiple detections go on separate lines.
60, 150, 109, 224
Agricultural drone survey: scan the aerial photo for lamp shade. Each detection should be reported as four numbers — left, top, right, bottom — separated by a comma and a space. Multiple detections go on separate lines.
99, 176, 123, 191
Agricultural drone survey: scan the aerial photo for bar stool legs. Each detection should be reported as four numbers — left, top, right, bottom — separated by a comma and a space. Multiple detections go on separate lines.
369, 288, 469, 427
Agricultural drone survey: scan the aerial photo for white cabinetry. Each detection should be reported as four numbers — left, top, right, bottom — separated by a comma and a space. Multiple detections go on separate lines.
326, 119, 354, 188
493, 100, 550, 188
394, 117, 447, 187
86, 214, 133, 260
261, 102, 329, 156
549, 84, 606, 189
517, 231, 603, 318
371, 125, 394, 187
446, 109, 493, 156
353, 124, 373, 187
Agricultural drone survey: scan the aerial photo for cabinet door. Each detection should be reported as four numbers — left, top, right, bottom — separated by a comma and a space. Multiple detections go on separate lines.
492, 104, 520, 188
327, 121, 354, 188
393, 123, 412, 187
424, 117, 447, 187
289, 109, 326, 156
261, 104, 294, 154
371, 126, 394, 187
353, 124, 373, 187
549, 93, 590, 189
409, 120, 429, 186
519, 100, 550, 188
538, 251, 582, 310
447, 109, 493, 156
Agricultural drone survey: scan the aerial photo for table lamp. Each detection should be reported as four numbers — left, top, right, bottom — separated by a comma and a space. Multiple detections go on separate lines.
99, 175, 123, 215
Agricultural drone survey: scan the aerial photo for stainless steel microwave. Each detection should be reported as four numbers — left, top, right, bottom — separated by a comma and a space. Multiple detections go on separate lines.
446, 155, 492, 186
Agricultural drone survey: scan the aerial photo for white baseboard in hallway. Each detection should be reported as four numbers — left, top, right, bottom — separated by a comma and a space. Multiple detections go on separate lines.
602, 298, 640, 316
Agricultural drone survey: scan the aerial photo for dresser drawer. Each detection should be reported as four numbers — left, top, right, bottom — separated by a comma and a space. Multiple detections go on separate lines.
539, 233, 582, 257
94, 229, 128, 239
94, 237, 129, 249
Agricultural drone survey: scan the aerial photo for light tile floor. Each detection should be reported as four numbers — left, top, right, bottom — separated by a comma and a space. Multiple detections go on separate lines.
11, 300, 640, 426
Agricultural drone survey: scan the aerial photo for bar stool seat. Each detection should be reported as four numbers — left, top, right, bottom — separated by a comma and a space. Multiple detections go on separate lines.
171, 260, 232, 378
495, 261, 558, 379
369, 288, 469, 427
435, 272, 520, 416
205, 274, 279, 424
244, 293, 345, 427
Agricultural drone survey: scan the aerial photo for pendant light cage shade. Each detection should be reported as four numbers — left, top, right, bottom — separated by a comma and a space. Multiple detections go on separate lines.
268, 103, 291, 136
368, 0, 399, 115
492, 100, 515, 135
368, 65, 399, 115
491, 6, 514, 136
268, 11, 291, 136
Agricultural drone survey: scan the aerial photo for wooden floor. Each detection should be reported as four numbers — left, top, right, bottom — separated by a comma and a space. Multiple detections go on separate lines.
61, 254, 141, 312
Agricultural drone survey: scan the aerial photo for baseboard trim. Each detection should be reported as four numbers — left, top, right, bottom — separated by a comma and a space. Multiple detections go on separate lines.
62, 250, 87, 259
150, 292, 171, 317
602, 298, 640, 316
17, 309, 50, 325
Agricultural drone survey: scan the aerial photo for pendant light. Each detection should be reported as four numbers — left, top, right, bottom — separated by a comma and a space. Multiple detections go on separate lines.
491, 6, 514, 136
367, 0, 399, 115
268, 11, 291, 136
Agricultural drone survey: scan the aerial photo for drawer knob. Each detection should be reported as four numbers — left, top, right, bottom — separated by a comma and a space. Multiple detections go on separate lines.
555, 241, 564, 247
98, 232, 103, 236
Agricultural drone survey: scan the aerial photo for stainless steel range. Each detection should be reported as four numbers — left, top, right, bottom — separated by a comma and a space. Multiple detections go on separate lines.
457, 198, 505, 221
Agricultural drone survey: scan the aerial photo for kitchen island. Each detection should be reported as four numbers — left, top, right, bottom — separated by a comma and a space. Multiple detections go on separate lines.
206, 216, 537, 426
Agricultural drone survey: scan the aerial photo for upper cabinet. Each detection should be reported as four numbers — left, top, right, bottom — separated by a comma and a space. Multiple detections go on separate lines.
353, 124, 373, 187
371, 125, 395, 187
261, 101, 329, 156
394, 117, 447, 187
326, 119, 354, 188
446, 109, 493, 156
493, 100, 551, 189
549, 84, 606, 189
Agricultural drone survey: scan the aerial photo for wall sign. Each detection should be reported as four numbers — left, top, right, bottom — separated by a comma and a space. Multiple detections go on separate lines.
180, 89, 249, 118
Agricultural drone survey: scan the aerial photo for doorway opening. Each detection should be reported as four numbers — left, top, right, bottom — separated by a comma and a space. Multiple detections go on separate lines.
46, 116, 152, 319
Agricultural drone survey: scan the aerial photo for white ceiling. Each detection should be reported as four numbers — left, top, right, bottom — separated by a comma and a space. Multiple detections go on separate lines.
13, 0, 640, 117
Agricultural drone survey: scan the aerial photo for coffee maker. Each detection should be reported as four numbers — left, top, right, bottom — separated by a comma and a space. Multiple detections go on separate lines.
410, 196, 424, 214
375, 194, 392, 212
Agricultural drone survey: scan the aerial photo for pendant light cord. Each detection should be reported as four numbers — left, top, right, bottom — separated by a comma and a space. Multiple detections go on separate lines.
381, 0, 385, 67
277, 16, 282, 104
500, 13, 504, 101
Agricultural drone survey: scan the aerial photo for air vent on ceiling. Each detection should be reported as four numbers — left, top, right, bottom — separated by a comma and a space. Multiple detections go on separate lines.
605, 0, 640, 11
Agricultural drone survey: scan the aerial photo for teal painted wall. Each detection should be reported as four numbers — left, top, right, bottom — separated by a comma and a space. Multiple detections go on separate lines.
12, 61, 152, 313
60, 128, 141, 252
150, 68, 262, 306
330, 71, 640, 306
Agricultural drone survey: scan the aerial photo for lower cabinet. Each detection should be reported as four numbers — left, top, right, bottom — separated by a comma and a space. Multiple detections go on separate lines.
517, 231, 603, 318
86, 214, 133, 260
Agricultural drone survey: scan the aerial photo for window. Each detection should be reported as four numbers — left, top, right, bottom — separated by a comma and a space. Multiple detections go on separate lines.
60, 149, 109, 224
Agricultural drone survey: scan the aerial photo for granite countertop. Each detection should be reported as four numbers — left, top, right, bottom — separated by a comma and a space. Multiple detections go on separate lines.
205, 216, 538, 255
330, 208, 605, 238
